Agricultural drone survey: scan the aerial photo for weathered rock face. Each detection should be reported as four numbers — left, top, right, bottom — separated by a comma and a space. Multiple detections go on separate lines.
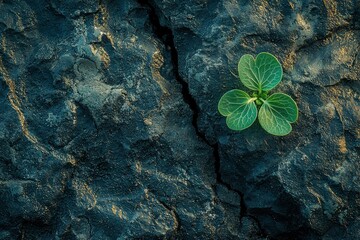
0, 0, 359, 239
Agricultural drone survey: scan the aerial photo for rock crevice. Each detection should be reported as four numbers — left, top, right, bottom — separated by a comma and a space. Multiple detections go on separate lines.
139, 0, 246, 216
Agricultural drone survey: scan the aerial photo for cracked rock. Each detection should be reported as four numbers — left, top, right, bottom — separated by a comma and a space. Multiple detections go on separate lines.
0, 0, 359, 239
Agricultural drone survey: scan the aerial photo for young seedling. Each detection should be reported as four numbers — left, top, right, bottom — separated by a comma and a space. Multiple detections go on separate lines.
218, 52, 298, 136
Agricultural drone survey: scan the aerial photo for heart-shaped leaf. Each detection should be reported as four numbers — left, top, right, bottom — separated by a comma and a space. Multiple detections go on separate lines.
258, 93, 298, 136
238, 52, 282, 91
218, 89, 257, 131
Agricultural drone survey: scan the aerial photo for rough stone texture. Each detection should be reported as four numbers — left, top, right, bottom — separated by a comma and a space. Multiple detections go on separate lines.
0, 0, 359, 239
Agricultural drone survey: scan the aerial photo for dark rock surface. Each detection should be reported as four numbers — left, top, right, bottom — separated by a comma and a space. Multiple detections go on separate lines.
0, 0, 359, 239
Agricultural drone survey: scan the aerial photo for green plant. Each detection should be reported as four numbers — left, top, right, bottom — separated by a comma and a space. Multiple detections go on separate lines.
218, 52, 298, 136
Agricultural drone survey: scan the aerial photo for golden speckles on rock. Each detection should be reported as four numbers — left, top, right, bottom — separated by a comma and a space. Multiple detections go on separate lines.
0, 57, 42, 149
338, 136, 347, 154
130, 35, 138, 44
151, 50, 169, 95
257, 1, 269, 16
289, 1, 295, 10
322, 0, 347, 29
112, 205, 126, 220
72, 179, 97, 210
68, 156, 77, 166
322, 102, 336, 120
334, 46, 353, 66
144, 118, 153, 126
151, 49, 164, 69
93, 3, 115, 47
90, 44, 111, 69
283, 50, 296, 70
296, 14, 311, 32
135, 161, 142, 173
144, 188, 149, 199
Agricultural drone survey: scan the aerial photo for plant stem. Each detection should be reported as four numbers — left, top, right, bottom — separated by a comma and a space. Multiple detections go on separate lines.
247, 97, 257, 104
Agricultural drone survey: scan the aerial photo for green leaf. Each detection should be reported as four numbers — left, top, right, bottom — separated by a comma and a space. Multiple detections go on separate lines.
218, 89, 257, 131
238, 52, 283, 91
258, 93, 298, 136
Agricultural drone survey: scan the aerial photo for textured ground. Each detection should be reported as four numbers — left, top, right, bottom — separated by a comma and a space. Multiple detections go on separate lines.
0, 0, 359, 239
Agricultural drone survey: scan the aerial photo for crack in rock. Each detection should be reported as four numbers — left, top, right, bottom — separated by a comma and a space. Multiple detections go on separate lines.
136, 0, 270, 236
